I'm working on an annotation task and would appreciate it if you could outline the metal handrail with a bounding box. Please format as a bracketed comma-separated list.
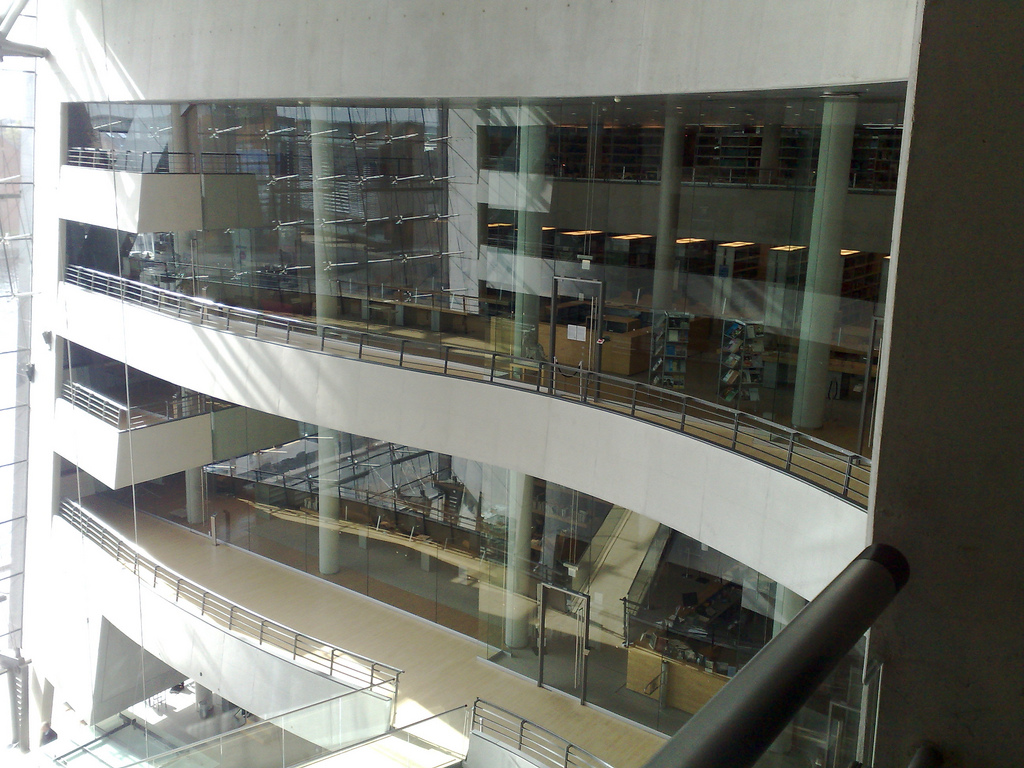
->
[530, 164, 896, 193]
[66, 147, 197, 174]
[57, 498, 403, 693]
[639, 544, 909, 768]
[60, 380, 225, 430]
[63, 265, 871, 507]
[471, 699, 614, 768]
[66, 147, 266, 175]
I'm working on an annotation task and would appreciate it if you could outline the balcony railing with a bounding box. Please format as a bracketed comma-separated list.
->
[471, 699, 614, 768]
[66, 147, 264, 174]
[60, 380, 225, 430]
[58, 498, 403, 698]
[64, 265, 871, 508]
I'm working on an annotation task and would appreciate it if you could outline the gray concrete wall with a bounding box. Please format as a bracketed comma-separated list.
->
[867, 2, 1024, 765]
[42, 1, 916, 103]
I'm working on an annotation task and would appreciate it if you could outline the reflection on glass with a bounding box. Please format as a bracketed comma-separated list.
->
[64, 93, 901, 455]
[74, 415, 866, 765]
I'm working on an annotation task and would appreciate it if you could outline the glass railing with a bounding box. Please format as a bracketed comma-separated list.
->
[63, 266, 870, 507]
[112, 685, 395, 768]
[310, 706, 468, 768]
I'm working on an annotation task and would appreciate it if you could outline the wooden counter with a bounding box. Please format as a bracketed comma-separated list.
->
[538, 322, 651, 376]
[626, 643, 729, 715]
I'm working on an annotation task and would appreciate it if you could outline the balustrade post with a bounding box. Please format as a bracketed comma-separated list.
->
[731, 411, 740, 450]
[443, 346, 450, 374]
[842, 455, 855, 496]
[785, 432, 796, 471]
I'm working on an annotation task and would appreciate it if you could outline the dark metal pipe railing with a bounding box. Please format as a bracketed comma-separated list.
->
[639, 543, 909, 768]
[57, 498, 403, 695]
[907, 744, 943, 768]
[63, 265, 871, 507]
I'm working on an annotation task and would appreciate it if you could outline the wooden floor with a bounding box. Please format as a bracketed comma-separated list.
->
[85, 501, 668, 768]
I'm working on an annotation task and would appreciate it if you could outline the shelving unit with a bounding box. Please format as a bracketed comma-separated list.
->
[850, 128, 902, 191]
[650, 311, 690, 390]
[777, 129, 811, 181]
[719, 320, 766, 407]
[694, 128, 762, 181]
[841, 250, 885, 302]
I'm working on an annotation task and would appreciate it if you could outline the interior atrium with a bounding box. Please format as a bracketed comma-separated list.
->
[1, 2, 1022, 768]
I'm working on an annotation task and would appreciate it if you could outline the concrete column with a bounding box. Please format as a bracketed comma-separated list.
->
[791, 95, 857, 429]
[503, 470, 535, 649]
[194, 683, 213, 719]
[316, 428, 341, 575]
[512, 108, 546, 361]
[169, 104, 193, 275]
[185, 467, 205, 525]
[310, 106, 343, 575]
[311, 105, 339, 323]
[652, 101, 683, 312]
[868, 4, 1024, 766]
[445, 108, 481, 313]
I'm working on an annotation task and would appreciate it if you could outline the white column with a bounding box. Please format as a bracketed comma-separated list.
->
[311, 105, 342, 575]
[185, 467, 205, 525]
[791, 96, 857, 429]
[512, 107, 546, 361]
[503, 470, 535, 649]
[317, 428, 341, 575]
[445, 108, 481, 313]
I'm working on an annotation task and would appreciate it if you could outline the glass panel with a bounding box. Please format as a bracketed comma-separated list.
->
[539, 586, 588, 701]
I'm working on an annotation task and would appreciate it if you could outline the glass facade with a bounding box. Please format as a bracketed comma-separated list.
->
[0, 1, 36, 655]
[65, 91, 903, 456]
[67, 406, 866, 766]
[57, 86, 899, 767]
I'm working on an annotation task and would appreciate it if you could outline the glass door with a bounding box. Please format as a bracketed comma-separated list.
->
[537, 583, 591, 704]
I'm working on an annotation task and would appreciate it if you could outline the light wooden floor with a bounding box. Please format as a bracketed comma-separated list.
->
[85, 501, 668, 768]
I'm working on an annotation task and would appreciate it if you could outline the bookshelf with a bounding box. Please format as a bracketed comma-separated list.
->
[650, 311, 690, 390]
[719, 320, 766, 407]
[850, 128, 902, 191]
[841, 250, 885, 302]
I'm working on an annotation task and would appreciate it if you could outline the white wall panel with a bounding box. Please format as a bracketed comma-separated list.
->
[58, 166, 203, 233]
[43, 1, 915, 104]
[58, 283, 867, 598]
[53, 400, 214, 489]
